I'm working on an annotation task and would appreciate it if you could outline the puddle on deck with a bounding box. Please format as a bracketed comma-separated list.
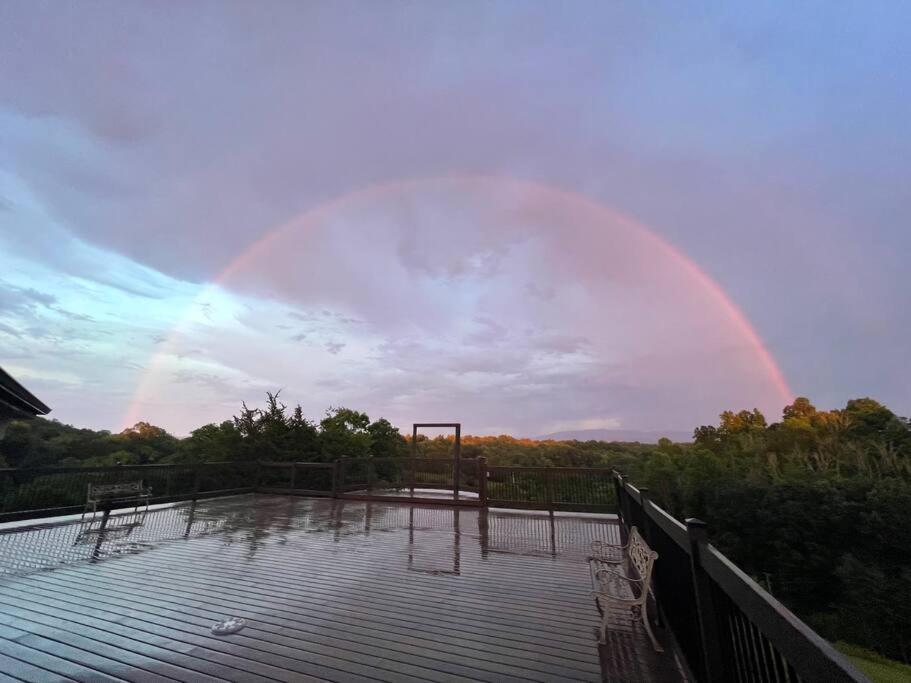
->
[0, 494, 621, 578]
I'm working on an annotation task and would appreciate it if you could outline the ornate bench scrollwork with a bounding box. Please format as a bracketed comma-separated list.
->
[589, 526, 662, 652]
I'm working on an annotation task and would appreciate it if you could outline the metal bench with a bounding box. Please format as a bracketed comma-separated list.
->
[589, 526, 663, 651]
[83, 481, 152, 521]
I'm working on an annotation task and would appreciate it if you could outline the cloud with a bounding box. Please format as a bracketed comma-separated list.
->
[0, 280, 56, 315]
[325, 341, 346, 355]
[2, 2, 910, 432]
[0, 322, 22, 338]
[543, 417, 624, 433]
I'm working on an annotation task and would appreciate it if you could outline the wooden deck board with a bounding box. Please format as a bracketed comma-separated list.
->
[20, 569, 599, 673]
[3, 580, 584, 682]
[0, 649, 78, 683]
[0, 626, 131, 682]
[0, 494, 685, 682]
[0, 595, 269, 683]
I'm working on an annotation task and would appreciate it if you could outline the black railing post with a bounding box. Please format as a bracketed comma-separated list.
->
[638, 487, 655, 545]
[290, 463, 297, 491]
[614, 472, 630, 544]
[477, 457, 488, 507]
[686, 518, 726, 683]
[611, 470, 623, 512]
[331, 460, 340, 498]
[254, 461, 263, 491]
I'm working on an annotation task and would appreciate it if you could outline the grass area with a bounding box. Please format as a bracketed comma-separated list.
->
[836, 642, 911, 683]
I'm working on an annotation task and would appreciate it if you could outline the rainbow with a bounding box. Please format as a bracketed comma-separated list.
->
[123, 175, 792, 429]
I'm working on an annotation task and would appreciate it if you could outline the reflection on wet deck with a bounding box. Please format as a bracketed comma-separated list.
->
[0, 495, 684, 682]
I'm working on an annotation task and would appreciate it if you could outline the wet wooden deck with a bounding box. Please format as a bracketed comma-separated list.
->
[0, 494, 685, 682]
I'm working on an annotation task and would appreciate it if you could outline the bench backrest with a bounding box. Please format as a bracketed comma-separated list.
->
[88, 481, 145, 499]
[627, 526, 658, 584]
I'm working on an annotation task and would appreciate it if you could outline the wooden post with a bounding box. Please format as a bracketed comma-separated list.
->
[410, 425, 419, 499]
[477, 456, 488, 507]
[545, 468, 555, 512]
[686, 518, 726, 683]
[453, 423, 461, 502]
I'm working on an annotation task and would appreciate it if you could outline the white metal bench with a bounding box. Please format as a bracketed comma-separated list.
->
[589, 526, 663, 651]
[83, 481, 152, 521]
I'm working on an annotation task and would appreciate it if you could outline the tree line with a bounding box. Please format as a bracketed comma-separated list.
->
[0, 393, 409, 468]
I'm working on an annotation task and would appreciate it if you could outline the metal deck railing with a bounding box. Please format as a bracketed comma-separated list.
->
[613, 473, 868, 682]
[0, 460, 873, 682]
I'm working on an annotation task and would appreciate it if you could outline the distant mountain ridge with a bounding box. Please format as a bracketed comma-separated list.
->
[535, 428, 692, 443]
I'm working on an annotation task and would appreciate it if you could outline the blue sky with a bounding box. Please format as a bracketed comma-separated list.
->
[1, 2, 909, 436]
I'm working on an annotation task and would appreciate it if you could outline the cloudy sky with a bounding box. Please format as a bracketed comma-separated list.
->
[1, 2, 909, 436]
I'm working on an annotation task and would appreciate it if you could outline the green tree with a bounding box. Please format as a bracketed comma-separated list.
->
[175, 421, 244, 463]
[367, 418, 406, 458]
[319, 407, 372, 460]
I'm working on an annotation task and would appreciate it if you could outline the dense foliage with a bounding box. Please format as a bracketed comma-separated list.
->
[1, 393, 909, 663]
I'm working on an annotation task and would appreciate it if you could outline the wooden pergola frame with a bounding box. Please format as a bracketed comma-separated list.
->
[411, 423, 461, 501]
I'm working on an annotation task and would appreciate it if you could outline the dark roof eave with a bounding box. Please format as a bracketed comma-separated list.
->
[0, 368, 51, 416]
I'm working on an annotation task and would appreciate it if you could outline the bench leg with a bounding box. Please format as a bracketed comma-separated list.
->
[640, 604, 664, 653]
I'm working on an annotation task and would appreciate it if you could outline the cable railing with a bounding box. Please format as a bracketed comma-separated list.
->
[0, 463, 257, 522]
[613, 472, 867, 683]
[258, 461, 335, 494]
[0, 458, 623, 521]
[487, 466, 616, 512]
